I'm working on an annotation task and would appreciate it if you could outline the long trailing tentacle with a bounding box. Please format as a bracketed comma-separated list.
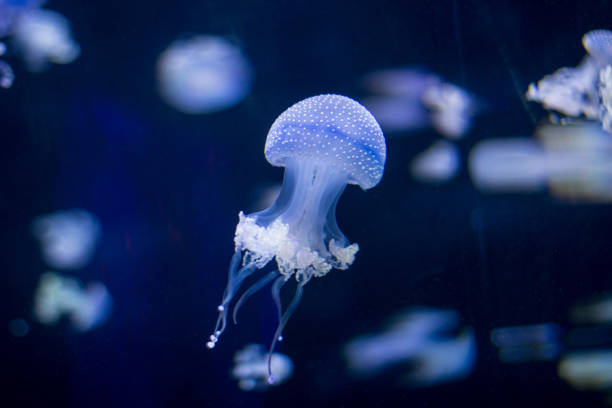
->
[267, 280, 305, 383]
[232, 269, 279, 324]
[271, 275, 288, 329]
[207, 251, 257, 349]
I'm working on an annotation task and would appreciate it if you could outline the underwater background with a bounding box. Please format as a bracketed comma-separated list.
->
[3, 0, 612, 407]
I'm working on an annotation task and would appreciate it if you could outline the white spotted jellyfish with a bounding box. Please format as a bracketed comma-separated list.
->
[206, 94, 386, 383]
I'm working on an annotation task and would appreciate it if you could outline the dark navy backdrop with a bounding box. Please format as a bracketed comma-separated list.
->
[2, 0, 612, 407]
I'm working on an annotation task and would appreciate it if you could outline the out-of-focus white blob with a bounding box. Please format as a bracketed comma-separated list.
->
[526, 59, 601, 120]
[363, 68, 440, 97]
[157, 35, 253, 114]
[470, 124, 612, 201]
[570, 293, 612, 325]
[422, 82, 476, 139]
[527, 29, 612, 133]
[362, 68, 479, 139]
[34, 272, 112, 332]
[599, 65, 612, 132]
[0, 0, 45, 37]
[469, 138, 549, 192]
[360, 96, 429, 132]
[491, 323, 561, 363]
[583, 30, 612, 63]
[11, 8, 80, 72]
[344, 308, 476, 386]
[31, 209, 101, 270]
[0, 58, 14, 88]
[537, 123, 612, 202]
[558, 350, 612, 390]
[8, 318, 29, 337]
[231, 344, 293, 391]
[411, 140, 460, 182]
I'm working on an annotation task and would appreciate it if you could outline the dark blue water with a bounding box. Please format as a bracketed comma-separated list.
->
[2, 1, 612, 407]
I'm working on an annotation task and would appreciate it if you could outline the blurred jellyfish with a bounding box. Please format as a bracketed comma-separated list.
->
[362, 68, 479, 138]
[469, 138, 549, 192]
[599, 65, 612, 131]
[558, 350, 612, 390]
[490, 323, 561, 363]
[207, 94, 386, 383]
[344, 308, 476, 386]
[527, 29, 612, 132]
[0, 58, 14, 88]
[157, 35, 253, 114]
[232, 344, 294, 391]
[0, 0, 45, 87]
[422, 82, 476, 139]
[469, 124, 612, 202]
[411, 140, 460, 182]
[0, 0, 45, 37]
[11, 8, 80, 72]
[34, 271, 112, 332]
[570, 293, 612, 325]
[31, 209, 101, 270]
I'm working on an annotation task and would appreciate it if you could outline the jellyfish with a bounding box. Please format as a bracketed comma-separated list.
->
[526, 29, 612, 129]
[0, 57, 14, 88]
[343, 307, 476, 386]
[33, 271, 112, 332]
[232, 344, 294, 391]
[361, 67, 479, 138]
[31, 209, 101, 270]
[207, 94, 386, 382]
[156, 35, 253, 114]
[411, 140, 460, 182]
[11, 8, 80, 72]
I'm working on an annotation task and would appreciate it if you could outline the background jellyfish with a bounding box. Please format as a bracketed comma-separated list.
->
[343, 307, 476, 386]
[411, 140, 461, 183]
[156, 35, 253, 114]
[361, 67, 479, 139]
[0, 0, 77, 87]
[0, 57, 14, 88]
[468, 123, 612, 202]
[232, 344, 294, 391]
[33, 271, 112, 332]
[207, 94, 386, 381]
[526, 29, 612, 132]
[31, 209, 101, 270]
[11, 7, 80, 72]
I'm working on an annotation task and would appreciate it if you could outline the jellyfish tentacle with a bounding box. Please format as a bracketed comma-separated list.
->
[207, 251, 258, 349]
[232, 269, 279, 324]
[267, 280, 306, 384]
[271, 275, 288, 326]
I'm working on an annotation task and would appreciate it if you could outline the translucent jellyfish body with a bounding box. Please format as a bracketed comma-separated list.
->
[343, 308, 476, 386]
[362, 68, 478, 139]
[34, 272, 112, 332]
[207, 94, 386, 382]
[411, 140, 460, 182]
[157, 35, 253, 114]
[11, 8, 80, 72]
[232, 344, 293, 391]
[526, 29, 612, 132]
[31, 209, 101, 270]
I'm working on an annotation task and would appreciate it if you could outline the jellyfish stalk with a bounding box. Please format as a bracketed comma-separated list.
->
[206, 94, 386, 383]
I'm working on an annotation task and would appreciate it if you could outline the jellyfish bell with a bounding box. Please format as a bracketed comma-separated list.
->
[156, 35, 253, 114]
[207, 94, 386, 381]
[11, 8, 80, 72]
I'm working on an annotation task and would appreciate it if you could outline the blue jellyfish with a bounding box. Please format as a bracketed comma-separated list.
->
[207, 94, 386, 381]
